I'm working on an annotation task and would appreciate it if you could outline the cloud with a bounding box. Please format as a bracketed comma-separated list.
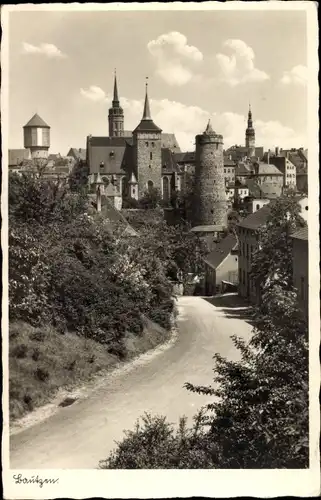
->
[215, 39, 270, 86]
[22, 42, 67, 59]
[147, 31, 203, 86]
[280, 65, 308, 86]
[80, 86, 108, 102]
[80, 87, 306, 150]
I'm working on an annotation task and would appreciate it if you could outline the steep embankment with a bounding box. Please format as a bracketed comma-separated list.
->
[9, 315, 173, 427]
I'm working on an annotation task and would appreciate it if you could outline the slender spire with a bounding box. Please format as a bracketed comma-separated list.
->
[112, 69, 119, 107]
[247, 103, 253, 127]
[142, 77, 152, 120]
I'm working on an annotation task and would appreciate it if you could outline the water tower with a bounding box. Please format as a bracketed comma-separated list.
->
[23, 113, 50, 159]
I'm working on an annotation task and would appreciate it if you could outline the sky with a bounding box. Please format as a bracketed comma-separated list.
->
[7, 7, 308, 154]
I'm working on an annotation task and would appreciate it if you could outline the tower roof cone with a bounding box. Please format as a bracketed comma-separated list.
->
[142, 78, 152, 120]
[204, 119, 215, 135]
[134, 77, 162, 132]
[112, 69, 120, 106]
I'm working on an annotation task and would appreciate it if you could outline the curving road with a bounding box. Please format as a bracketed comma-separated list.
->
[10, 295, 252, 469]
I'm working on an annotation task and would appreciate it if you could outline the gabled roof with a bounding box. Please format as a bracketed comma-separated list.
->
[162, 148, 178, 173]
[235, 163, 252, 176]
[67, 148, 86, 161]
[161, 133, 181, 152]
[8, 148, 30, 166]
[224, 158, 236, 167]
[256, 162, 283, 175]
[88, 136, 133, 147]
[291, 226, 308, 241]
[238, 203, 271, 230]
[24, 113, 50, 128]
[173, 151, 195, 163]
[203, 234, 238, 269]
[90, 195, 138, 237]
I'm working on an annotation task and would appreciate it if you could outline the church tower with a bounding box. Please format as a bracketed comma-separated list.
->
[133, 79, 162, 198]
[245, 104, 255, 157]
[194, 120, 228, 227]
[108, 71, 124, 137]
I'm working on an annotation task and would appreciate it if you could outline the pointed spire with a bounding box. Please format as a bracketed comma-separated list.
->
[142, 77, 152, 120]
[112, 69, 119, 107]
[204, 119, 215, 135]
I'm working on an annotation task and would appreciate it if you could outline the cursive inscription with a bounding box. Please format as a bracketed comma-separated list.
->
[13, 474, 59, 488]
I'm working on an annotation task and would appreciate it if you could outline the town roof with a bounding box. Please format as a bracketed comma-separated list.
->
[67, 148, 87, 161]
[24, 113, 50, 128]
[89, 195, 138, 236]
[203, 234, 238, 269]
[256, 162, 283, 175]
[161, 148, 178, 173]
[8, 148, 30, 166]
[235, 163, 252, 175]
[238, 203, 271, 230]
[291, 226, 308, 241]
[133, 119, 162, 133]
[161, 133, 181, 152]
[224, 158, 236, 166]
[88, 136, 134, 147]
[174, 151, 195, 164]
[191, 225, 226, 233]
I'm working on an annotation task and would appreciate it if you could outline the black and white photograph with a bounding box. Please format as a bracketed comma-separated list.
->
[2, 2, 320, 498]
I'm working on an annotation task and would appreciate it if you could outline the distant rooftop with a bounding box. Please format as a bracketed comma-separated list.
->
[291, 226, 308, 241]
[238, 204, 271, 230]
[24, 113, 50, 128]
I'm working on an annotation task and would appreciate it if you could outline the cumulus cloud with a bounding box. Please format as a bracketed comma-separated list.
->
[80, 86, 108, 102]
[80, 86, 305, 150]
[147, 31, 203, 86]
[22, 42, 67, 59]
[280, 65, 308, 86]
[215, 39, 270, 86]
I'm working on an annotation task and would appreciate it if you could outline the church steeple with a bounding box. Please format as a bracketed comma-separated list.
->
[112, 69, 120, 107]
[133, 78, 161, 133]
[247, 103, 253, 128]
[108, 69, 124, 137]
[245, 103, 255, 157]
[142, 78, 152, 120]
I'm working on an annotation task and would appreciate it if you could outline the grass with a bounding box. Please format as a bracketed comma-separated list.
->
[9, 317, 171, 422]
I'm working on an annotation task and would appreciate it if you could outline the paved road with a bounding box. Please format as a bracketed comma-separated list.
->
[10, 295, 252, 469]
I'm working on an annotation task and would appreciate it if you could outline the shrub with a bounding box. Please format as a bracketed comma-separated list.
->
[12, 344, 28, 359]
[34, 367, 50, 382]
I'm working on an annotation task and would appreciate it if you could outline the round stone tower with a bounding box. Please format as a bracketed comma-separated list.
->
[194, 120, 228, 227]
[23, 113, 50, 159]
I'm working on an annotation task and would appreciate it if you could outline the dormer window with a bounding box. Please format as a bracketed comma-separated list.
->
[109, 151, 115, 158]
[100, 161, 105, 169]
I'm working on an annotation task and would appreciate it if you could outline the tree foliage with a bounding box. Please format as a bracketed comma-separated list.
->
[100, 199, 309, 469]
[9, 173, 175, 353]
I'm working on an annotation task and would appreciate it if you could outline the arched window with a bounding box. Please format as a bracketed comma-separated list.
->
[162, 176, 170, 202]
[150, 152, 153, 160]
[256, 204, 260, 211]
[147, 180, 154, 193]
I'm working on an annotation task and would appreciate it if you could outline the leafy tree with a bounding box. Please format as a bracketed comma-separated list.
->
[68, 159, 89, 191]
[138, 187, 162, 209]
[100, 284, 308, 469]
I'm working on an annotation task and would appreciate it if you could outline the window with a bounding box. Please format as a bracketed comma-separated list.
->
[150, 152, 153, 160]
[152, 142, 155, 147]
[224, 169, 226, 173]
[145, 142, 149, 147]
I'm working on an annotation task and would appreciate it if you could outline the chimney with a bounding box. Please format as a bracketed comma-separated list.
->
[275, 146, 279, 156]
[267, 150, 270, 164]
